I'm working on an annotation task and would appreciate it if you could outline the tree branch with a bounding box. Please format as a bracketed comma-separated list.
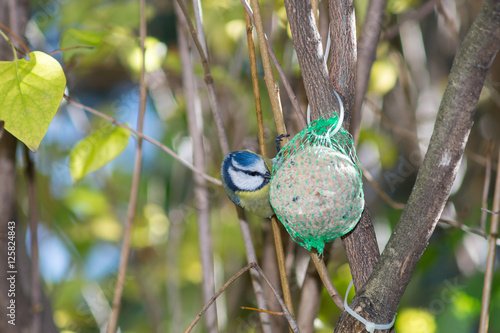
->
[329, 0, 357, 126]
[185, 263, 299, 333]
[284, 0, 339, 121]
[479, 145, 500, 332]
[283, 0, 381, 301]
[335, 0, 500, 330]
[248, 0, 296, 325]
[106, 0, 147, 331]
[0, 1, 58, 332]
[24, 148, 41, 333]
[328, 0, 382, 292]
[351, 0, 388, 143]
[64, 96, 222, 186]
[175, 2, 219, 331]
[175, 0, 230, 155]
[239, 0, 307, 128]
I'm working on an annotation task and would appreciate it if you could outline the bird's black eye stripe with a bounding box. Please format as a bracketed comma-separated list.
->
[232, 165, 265, 177]
[229, 159, 269, 178]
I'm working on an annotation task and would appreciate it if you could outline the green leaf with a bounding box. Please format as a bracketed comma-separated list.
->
[69, 125, 130, 183]
[0, 51, 66, 151]
[368, 59, 398, 95]
[60, 28, 104, 63]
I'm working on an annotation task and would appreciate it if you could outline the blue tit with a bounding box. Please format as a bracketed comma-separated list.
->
[221, 150, 275, 218]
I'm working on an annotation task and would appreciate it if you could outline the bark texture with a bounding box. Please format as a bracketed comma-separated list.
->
[335, 0, 500, 330]
[0, 2, 29, 333]
[328, 0, 357, 127]
[350, 0, 388, 140]
[284, 0, 339, 120]
[0, 1, 59, 332]
[284, 0, 381, 301]
[340, 205, 379, 291]
[328, 0, 381, 292]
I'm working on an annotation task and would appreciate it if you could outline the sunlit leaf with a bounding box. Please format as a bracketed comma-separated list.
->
[90, 216, 122, 241]
[64, 187, 110, 217]
[0, 51, 66, 151]
[368, 59, 398, 95]
[387, 0, 419, 14]
[358, 130, 399, 169]
[126, 37, 167, 73]
[396, 308, 437, 333]
[60, 28, 104, 63]
[69, 125, 130, 183]
[452, 290, 480, 316]
[225, 20, 245, 41]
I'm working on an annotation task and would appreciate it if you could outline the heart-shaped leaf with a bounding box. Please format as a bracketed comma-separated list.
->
[0, 51, 66, 151]
[69, 125, 130, 183]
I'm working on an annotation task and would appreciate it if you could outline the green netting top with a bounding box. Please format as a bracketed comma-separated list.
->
[270, 115, 364, 255]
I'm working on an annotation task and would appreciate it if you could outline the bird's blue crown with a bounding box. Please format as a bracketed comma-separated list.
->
[230, 151, 261, 167]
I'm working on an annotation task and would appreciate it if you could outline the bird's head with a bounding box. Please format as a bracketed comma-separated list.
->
[221, 151, 272, 197]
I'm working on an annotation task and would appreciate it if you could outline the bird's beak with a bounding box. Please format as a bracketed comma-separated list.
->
[264, 171, 271, 180]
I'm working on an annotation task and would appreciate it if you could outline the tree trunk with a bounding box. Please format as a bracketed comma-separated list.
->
[335, 0, 500, 330]
[0, 1, 58, 332]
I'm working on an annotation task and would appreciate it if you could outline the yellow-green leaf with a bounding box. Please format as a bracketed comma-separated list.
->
[368, 59, 398, 95]
[60, 28, 104, 63]
[69, 126, 130, 183]
[0, 51, 66, 151]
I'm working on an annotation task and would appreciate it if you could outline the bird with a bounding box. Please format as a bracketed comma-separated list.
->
[221, 150, 275, 218]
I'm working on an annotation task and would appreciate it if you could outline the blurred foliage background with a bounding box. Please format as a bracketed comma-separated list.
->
[13, 0, 500, 331]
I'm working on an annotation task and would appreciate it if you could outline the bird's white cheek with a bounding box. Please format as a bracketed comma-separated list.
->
[229, 169, 263, 192]
[239, 176, 264, 191]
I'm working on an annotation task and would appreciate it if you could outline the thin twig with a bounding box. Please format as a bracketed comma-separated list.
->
[185, 264, 254, 333]
[365, 97, 422, 143]
[48, 45, 94, 56]
[480, 143, 493, 231]
[482, 208, 500, 215]
[239, 0, 307, 128]
[271, 216, 295, 319]
[467, 148, 499, 170]
[435, 0, 459, 46]
[362, 166, 406, 210]
[383, 0, 437, 40]
[241, 307, 284, 316]
[485, 80, 500, 108]
[297, 258, 323, 331]
[245, 2, 294, 326]
[175, 0, 230, 155]
[479, 146, 500, 333]
[176, 1, 218, 330]
[191, 0, 208, 58]
[0, 21, 31, 54]
[351, 0, 388, 144]
[245, 12, 266, 156]
[237, 209, 273, 332]
[310, 252, 344, 311]
[24, 148, 41, 333]
[252, 264, 300, 332]
[185, 263, 300, 333]
[311, 0, 320, 29]
[247, 0, 288, 137]
[243, 11, 273, 333]
[246, 0, 295, 325]
[438, 219, 500, 245]
[63, 96, 222, 186]
[106, 1, 147, 331]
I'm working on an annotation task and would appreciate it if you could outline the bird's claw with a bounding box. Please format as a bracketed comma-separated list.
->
[275, 133, 290, 153]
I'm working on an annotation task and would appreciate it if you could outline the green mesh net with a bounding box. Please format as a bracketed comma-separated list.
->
[269, 116, 364, 255]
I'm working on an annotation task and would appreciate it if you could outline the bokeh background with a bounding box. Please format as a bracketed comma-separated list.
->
[15, 0, 500, 331]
